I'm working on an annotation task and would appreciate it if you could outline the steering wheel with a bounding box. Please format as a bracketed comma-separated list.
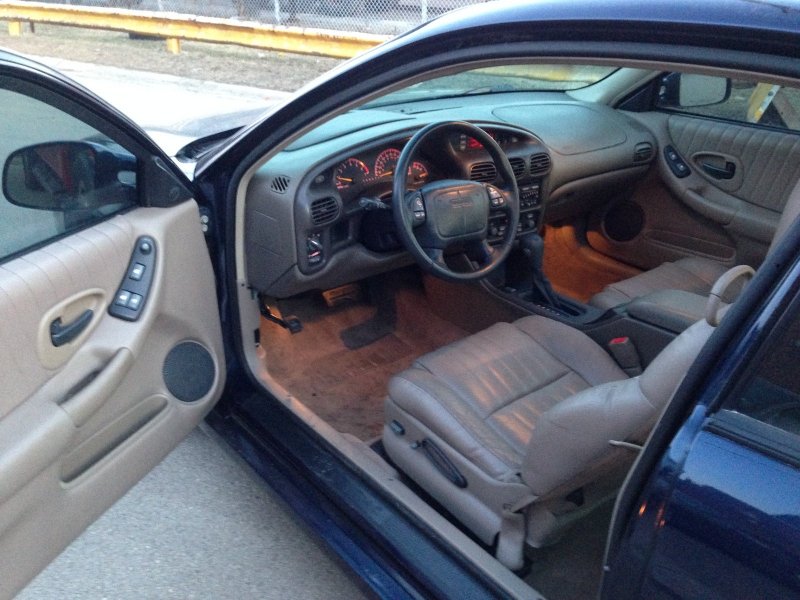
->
[392, 121, 519, 282]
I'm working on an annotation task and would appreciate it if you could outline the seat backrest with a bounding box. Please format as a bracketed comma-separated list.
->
[769, 177, 800, 255]
[521, 317, 715, 498]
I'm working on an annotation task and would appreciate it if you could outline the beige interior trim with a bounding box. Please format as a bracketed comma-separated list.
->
[0, 200, 225, 599]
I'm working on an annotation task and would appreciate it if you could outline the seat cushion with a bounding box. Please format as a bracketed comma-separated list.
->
[386, 315, 627, 480]
[589, 256, 730, 310]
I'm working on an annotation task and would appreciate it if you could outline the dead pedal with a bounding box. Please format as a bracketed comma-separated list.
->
[322, 283, 362, 308]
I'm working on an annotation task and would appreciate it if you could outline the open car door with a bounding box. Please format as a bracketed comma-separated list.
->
[0, 53, 225, 598]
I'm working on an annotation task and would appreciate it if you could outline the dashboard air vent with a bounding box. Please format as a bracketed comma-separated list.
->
[270, 175, 291, 194]
[529, 153, 551, 175]
[509, 157, 526, 180]
[633, 142, 654, 163]
[469, 161, 497, 182]
[310, 197, 340, 225]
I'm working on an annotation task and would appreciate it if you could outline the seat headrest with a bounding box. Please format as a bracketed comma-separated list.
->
[705, 265, 755, 326]
[769, 177, 800, 255]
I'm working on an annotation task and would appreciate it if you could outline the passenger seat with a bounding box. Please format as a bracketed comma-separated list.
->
[589, 178, 800, 310]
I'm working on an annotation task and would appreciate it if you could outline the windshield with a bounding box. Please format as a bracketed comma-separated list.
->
[363, 64, 617, 108]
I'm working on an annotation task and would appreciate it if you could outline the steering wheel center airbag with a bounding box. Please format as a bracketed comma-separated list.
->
[425, 180, 489, 240]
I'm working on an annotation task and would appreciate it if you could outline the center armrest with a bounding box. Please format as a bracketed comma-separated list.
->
[626, 290, 708, 333]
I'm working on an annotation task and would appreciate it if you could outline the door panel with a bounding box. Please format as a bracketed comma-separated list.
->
[587, 112, 800, 270]
[586, 167, 738, 272]
[0, 200, 225, 598]
[668, 114, 800, 213]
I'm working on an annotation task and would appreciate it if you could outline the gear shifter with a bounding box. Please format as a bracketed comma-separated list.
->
[518, 232, 561, 309]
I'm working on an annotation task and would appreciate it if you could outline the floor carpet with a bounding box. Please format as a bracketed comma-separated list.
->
[260, 271, 467, 441]
[543, 223, 640, 303]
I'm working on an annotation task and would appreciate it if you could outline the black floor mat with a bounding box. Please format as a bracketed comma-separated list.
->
[340, 282, 398, 349]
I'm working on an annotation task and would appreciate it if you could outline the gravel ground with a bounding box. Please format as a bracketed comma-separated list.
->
[0, 23, 344, 90]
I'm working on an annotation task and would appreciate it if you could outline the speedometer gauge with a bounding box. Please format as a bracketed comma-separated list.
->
[375, 148, 429, 185]
[374, 148, 401, 178]
[334, 158, 369, 190]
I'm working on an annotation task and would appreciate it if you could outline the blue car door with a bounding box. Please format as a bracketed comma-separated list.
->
[602, 219, 800, 599]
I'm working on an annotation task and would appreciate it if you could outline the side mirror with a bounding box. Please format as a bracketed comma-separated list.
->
[658, 73, 732, 108]
[2, 141, 137, 211]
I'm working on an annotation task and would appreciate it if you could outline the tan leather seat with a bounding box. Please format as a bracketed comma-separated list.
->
[589, 178, 800, 310]
[590, 256, 729, 309]
[384, 306, 721, 570]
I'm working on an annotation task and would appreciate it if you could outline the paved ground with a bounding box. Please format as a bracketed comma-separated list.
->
[19, 426, 372, 599]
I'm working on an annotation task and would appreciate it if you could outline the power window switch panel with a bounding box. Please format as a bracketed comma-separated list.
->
[115, 290, 132, 306]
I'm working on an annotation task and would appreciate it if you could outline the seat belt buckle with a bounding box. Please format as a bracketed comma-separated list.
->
[607, 336, 642, 376]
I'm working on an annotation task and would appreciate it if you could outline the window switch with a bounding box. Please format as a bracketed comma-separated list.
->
[115, 290, 131, 306]
[127, 293, 143, 311]
[130, 263, 145, 281]
[664, 145, 691, 178]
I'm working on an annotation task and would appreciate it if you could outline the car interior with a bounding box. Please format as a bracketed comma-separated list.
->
[229, 61, 800, 597]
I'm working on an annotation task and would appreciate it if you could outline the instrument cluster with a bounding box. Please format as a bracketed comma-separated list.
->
[331, 147, 431, 199]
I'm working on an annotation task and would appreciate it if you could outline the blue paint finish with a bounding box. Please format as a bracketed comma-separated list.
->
[640, 431, 800, 598]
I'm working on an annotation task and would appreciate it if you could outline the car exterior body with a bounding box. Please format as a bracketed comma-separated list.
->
[2, 1, 800, 598]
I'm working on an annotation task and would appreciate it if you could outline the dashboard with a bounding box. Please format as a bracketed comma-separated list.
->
[244, 92, 656, 298]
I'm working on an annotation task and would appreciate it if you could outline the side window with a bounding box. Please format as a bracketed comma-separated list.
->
[656, 73, 800, 133]
[0, 85, 137, 262]
[723, 304, 800, 437]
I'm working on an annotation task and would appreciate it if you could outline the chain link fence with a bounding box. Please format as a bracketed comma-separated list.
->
[37, 0, 484, 34]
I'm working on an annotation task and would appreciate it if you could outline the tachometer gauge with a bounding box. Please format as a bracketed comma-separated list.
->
[334, 158, 369, 190]
[409, 161, 429, 184]
[374, 148, 401, 178]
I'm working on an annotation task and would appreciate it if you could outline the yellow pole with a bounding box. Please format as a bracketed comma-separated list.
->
[165, 37, 181, 54]
[8, 21, 23, 36]
[747, 83, 781, 124]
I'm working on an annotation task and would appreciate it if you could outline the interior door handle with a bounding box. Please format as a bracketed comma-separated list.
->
[701, 160, 736, 180]
[50, 309, 94, 347]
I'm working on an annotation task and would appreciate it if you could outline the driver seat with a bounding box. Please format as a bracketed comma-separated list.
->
[383, 280, 734, 569]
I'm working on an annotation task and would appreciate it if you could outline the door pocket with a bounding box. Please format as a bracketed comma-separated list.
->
[60, 394, 168, 483]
